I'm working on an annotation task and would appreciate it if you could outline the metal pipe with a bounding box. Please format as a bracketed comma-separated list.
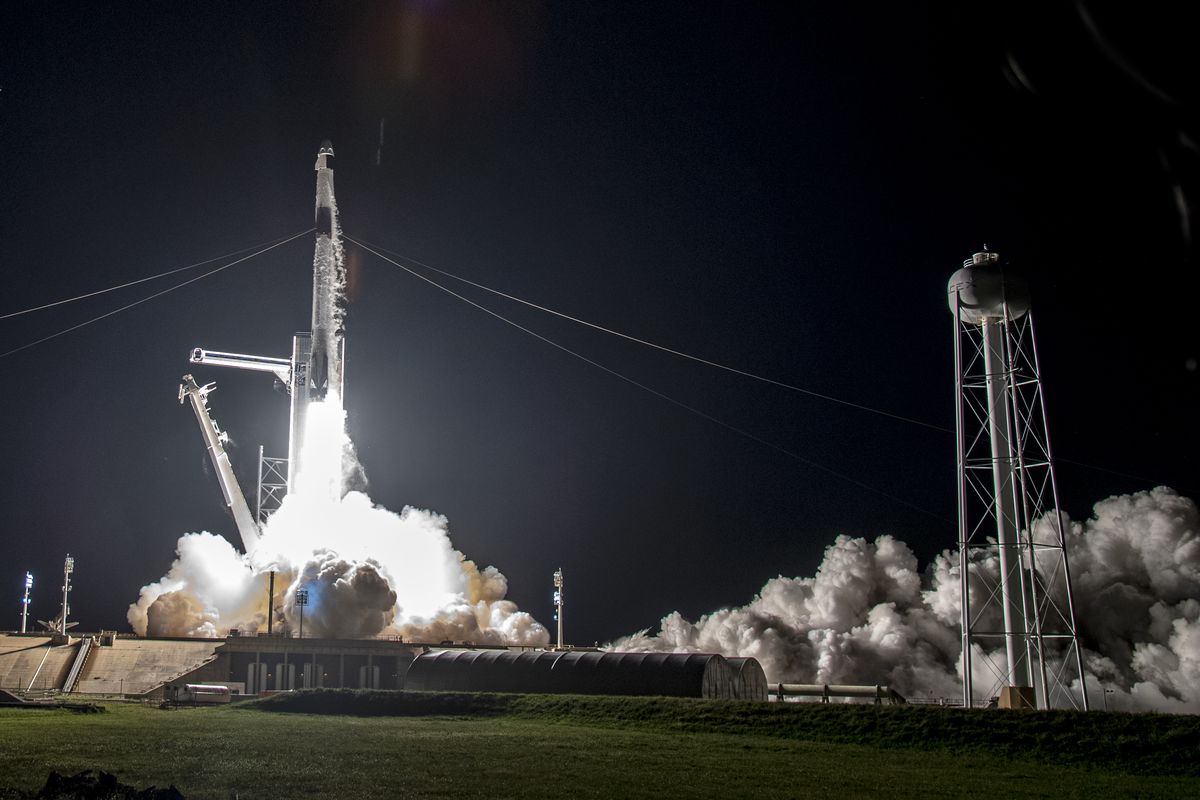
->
[953, 294, 973, 707]
[982, 318, 1027, 688]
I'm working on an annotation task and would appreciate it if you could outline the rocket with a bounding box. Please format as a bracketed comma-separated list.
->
[189, 141, 347, 499]
[286, 140, 346, 485]
[308, 140, 345, 405]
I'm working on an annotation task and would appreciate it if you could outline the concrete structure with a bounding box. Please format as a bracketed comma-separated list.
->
[0, 633, 425, 698]
[0, 634, 222, 695]
[404, 650, 764, 701]
[0, 635, 73, 692]
[1, 634, 767, 702]
[949, 250, 1088, 710]
[221, 634, 419, 693]
[77, 636, 226, 695]
[0, 633, 448, 698]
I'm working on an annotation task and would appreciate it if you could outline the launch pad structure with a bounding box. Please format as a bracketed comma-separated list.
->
[183, 141, 345, 554]
[0, 631, 767, 701]
[167, 150, 1092, 710]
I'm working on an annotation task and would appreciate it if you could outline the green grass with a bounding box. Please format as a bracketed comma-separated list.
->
[0, 694, 1195, 799]
[247, 689, 1200, 777]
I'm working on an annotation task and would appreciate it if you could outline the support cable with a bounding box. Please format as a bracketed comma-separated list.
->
[349, 237, 1185, 494]
[347, 237, 949, 432]
[1, 230, 313, 321]
[349, 237, 952, 525]
[0, 229, 314, 361]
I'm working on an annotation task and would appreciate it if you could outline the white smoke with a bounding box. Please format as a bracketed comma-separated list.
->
[128, 395, 549, 645]
[132, 184, 547, 646]
[613, 487, 1200, 712]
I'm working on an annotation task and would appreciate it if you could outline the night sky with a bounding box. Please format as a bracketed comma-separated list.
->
[2, 3, 1196, 645]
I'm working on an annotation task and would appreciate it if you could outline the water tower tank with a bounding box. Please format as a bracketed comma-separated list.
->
[947, 252, 1030, 324]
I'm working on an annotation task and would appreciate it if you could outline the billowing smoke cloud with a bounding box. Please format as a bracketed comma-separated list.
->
[614, 487, 1200, 712]
[131, 187, 547, 646]
[128, 397, 549, 646]
[128, 532, 267, 638]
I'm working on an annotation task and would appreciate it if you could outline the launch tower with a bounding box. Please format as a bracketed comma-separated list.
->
[186, 142, 345, 553]
[949, 251, 1088, 710]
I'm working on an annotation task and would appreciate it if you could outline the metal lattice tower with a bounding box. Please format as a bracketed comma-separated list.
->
[950, 251, 1089, 710]
[256, 445, 289, 525]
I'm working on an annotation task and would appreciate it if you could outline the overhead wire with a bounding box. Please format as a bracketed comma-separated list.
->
[349, 236, 1181, 493]
[348, 236, 950, 433]
[347, 236, 953, 525]
[0, 229, 314, 361]
[0, 230, 314, 321]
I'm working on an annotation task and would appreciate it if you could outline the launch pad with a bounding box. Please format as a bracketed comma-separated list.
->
[0, 634, 767, 701]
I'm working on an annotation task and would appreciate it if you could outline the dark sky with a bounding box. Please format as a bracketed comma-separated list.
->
[2, 2, 1196, 645]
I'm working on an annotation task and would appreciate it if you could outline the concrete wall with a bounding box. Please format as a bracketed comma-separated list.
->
[77, 637, 224, 695]
[0, 636, 76, 691]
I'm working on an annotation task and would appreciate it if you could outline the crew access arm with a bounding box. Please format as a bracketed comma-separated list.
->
[179, 374, 260, 554]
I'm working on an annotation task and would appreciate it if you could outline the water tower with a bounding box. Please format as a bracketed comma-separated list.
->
[948, 251, 1089, 710]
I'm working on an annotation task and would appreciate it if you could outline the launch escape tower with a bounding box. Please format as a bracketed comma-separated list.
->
[184, 141, 345, 553]
[949, 251, 1088, 710]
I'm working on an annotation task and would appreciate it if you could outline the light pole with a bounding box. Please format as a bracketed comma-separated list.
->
[1103, 688, 1115, 712]
[60, 556, 74, 634]
[20, 572, 32, 633]
[552, 568, 564, 649]
[296, 588, 309, 639]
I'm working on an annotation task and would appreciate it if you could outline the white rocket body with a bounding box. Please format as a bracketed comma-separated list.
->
[287, 141, 345, 492]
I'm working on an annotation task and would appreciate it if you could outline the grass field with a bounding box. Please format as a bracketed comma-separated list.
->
[0, 692, 1197, 799]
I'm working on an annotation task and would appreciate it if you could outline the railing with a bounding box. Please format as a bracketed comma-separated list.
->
[62, 636, 94, 692]
[771, 683, 907, 705]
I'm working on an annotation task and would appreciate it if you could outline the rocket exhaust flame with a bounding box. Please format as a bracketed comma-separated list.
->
[129, 392, 550, 644]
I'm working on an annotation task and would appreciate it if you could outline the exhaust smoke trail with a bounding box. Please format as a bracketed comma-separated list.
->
[128, 398, 550, 644]
[614, 487, 1200, 712]
[129, 408, 550, 643]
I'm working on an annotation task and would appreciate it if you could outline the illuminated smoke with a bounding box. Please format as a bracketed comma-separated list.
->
[127, 395, 549, 645]
[129, 180, 547, 646]
[127, 532, 267, 638]
[614, 487, 1200, 712]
